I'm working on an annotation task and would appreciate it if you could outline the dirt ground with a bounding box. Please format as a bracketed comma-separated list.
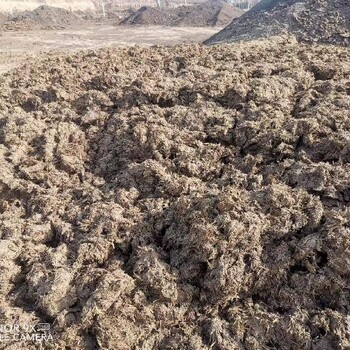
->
[0, 24, 220, 74]
[0, 36, 349, 349]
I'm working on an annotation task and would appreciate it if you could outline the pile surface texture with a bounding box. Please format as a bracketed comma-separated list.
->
[0, 38, 350, 349]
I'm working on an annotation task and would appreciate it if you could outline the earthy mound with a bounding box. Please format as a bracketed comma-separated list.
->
[107, 8, 136, 23]
[0, 38, 350, 349]
[0, 0, 95, 13]
[120, 6, 176, 26]
[174, 1, 244, 27]
[205, 0, 350, 45]
[215, 2, 244, 26]
[1, 5, 85, 31]
[121, 1, 243, 27]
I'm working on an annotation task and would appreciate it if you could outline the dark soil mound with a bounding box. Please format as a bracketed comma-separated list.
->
[0, 38, 350, 349]
[1, 5, 85, 30]
[215, 2, 244, 26]
[175, 1, 244, 27]
[121, 1, 243, 27]
[120, 6, 178, 26]
[205, 0, 350, 45]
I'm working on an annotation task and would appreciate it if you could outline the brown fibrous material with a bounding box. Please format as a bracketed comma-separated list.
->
[0, 37, 350, 349]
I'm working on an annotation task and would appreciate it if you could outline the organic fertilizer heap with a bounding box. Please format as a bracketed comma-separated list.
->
[1, 5, 86, 31]
[205, 0, 350, 45]
[0, 38, 350, 349]
[121, 1, 244, 27]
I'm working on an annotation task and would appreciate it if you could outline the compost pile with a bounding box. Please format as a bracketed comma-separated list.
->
[174, 1, 244, 27]
[214, 2, 244, 26]
[1, 5, 85, 31]
[205, 0, 350, 45]
[120, 6, 177, 26]
[121, 1, 243, 27]
[0, 37, 350, 349]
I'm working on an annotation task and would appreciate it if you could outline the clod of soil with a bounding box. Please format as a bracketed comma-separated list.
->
[0, 37, 350, 349]
[1, 5, 86, 31]
[121, 1, 244, 27]
[205, 0, 350, 45]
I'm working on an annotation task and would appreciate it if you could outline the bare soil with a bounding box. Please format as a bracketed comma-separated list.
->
[0, 24, 219, 74]
[0, 37, 350, 349]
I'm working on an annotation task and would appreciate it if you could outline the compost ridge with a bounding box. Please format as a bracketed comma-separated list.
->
[205, 0, 350, 46]
[121, 1, 244, 27]
[1, 5, 86, 30]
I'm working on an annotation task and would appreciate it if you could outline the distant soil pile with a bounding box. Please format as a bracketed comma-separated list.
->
[174, 1, 244, 27]
[0, 37, 350, 349]
[205, 0, 350, 45]
[121, 1, 243, 26]
[120, 5, 177, 26]
[215, 2, 243, 26]
[107, 8, 135, 23]
[1, 5, 85, 31]
[0, 0, 95, 13]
